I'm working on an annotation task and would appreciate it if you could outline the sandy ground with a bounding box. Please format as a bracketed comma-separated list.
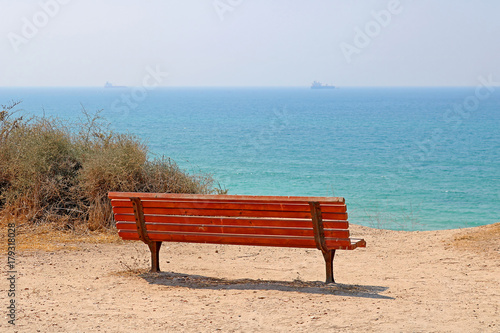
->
[2, 223, 499, 332]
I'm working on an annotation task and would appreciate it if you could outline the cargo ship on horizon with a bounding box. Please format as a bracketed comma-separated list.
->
[104, 81, 126, 88]
[311, 81, 335, 89]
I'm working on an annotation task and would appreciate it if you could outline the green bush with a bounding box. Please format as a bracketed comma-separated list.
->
[0, 101, 218, 230]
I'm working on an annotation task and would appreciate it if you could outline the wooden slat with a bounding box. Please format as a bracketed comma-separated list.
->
[112, 206, 347, 220]
[118, 230, 317, 248]
[117, 230, 353, 248]
[111, 199, 347, 213]
[109, 192, 345, 203]
[323, 221, 349, 229]
[113, 214, 349, 229]
[115, 221, 350, 238]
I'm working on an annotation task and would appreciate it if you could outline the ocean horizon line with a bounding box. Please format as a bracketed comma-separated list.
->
[0, 85, 495, 89]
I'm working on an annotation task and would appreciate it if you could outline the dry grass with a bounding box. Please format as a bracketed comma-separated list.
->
[450, 222, 500, 257]
[0, 101, 220, 234]
[0, 214, 122, 252]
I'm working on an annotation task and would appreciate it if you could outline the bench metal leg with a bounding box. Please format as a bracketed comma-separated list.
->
[309, 202, 336, 284]
[322, 249, 336, 284]
[148, 241, 162, 272]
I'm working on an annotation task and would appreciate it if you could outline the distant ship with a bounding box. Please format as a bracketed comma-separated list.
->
[104, 81, 126, 88]
[311, 81, 335, 89]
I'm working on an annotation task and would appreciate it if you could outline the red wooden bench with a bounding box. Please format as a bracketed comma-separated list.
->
[108, 192, 366, 283]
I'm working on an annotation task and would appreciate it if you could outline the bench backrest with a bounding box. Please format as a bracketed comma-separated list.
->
[108, 192, 354, 250]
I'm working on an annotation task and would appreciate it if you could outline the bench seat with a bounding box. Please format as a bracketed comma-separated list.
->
[108, 192, 366, 283]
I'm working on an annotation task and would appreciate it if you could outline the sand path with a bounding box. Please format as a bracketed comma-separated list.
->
[2, 224, 499, 332]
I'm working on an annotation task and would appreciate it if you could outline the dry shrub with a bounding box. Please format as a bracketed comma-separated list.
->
[0, 101, 218, 232]
[0, 213, 122, 252]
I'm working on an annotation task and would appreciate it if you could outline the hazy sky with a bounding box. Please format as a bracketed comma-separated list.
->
[1, 0, 499, 87]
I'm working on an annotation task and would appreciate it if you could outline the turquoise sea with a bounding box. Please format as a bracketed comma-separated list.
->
[1, 87, 499, 231]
